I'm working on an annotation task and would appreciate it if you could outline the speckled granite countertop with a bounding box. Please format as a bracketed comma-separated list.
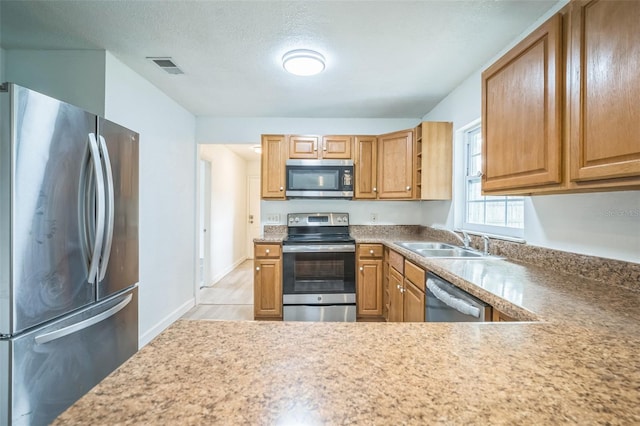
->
[55, 228, 640, 424]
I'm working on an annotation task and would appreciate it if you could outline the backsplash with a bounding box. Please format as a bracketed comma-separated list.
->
[422, 227, 640, 293]
[262, 224, 639, 292]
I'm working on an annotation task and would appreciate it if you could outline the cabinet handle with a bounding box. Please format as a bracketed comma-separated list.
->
[323, 145, 327, 151]
[265, 249, 270, 254]
[314, 141, 318, 152]
[256, 267, 260, 271]
[359, 266, 364, 271]
[369, 249, 374, 254]
[406, 186, 411, 191]
[279, 186, 283, 191]
[373, 187, 377, 192]
[396, 284, 401, 290]
[400, 287, 406, 293]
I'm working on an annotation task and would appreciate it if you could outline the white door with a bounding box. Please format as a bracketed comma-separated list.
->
[199, 159, 212, 288]
[247, 176, 261, 259]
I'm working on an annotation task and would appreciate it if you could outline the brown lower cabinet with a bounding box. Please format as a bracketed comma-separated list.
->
[356, 244, 384, 320]
[387, 250, 426, 322]
[492, 309, 517, 322]
[253, 243, 282, 320]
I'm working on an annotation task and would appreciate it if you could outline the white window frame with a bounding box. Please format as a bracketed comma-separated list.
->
[461, 121, 524, 239]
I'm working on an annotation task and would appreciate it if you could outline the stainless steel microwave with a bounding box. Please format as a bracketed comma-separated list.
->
[285, 159, 354, 198]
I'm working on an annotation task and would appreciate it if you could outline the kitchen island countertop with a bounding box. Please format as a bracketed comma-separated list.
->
[55, 230, 640, 424]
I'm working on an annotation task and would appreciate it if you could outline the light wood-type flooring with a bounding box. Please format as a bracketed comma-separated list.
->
[181, 259, 254, 321]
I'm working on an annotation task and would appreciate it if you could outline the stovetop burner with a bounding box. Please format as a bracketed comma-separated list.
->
[284, 212, 353, 245]
[284, 233, 355, 244]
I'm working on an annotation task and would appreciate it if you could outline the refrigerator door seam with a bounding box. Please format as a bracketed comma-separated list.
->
[87, 133, 105, 284]
[98, 135, 115, 282]
[34, 293, 132, 345]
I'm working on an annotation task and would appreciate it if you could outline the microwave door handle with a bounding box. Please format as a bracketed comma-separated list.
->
[426, 279, 481, 318]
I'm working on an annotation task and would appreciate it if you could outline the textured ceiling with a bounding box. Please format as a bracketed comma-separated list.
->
[0, 1, 558, 118]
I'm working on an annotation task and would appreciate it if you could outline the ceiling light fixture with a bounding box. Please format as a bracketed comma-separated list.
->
[252, 145, 262, 154]
[282, 49, 325, 76]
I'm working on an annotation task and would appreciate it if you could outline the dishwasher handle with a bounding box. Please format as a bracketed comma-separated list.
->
[427, 278, 481, 319]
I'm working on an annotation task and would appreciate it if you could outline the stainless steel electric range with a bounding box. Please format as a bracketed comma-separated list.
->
[282, 213, 356, 322]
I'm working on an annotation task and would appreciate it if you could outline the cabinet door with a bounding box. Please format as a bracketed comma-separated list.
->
[377, 130, 414, 199]
[289, 135, 320, 159]
[357, 259, 383, 316]
[261, 135, 287, 199]
[388, 268, 404, 322]
[481, 14, 563, 192]
[254, 258, 282, 318]
[354, 136, 378, 199]
[403, 279, 425, 322]
[569, 0, 640, 182]
[322, 135, 352, 159]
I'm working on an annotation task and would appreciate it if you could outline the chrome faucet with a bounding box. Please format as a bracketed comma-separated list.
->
[434, 226, 471, 249]
[482, 235, 491, 255]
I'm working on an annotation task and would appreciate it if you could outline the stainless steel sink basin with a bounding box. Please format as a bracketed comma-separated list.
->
[395, 241, 500, 259]
[395, 241, 457, 251]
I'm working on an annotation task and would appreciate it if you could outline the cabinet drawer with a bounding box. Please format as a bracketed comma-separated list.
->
[388, 250, 404, 274]
[358, 244, 383, 258]
[255, 244, 281, 258]
[404, 260, 425, 292]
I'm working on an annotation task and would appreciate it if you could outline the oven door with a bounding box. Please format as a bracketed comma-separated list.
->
[282, 244, 356, 296]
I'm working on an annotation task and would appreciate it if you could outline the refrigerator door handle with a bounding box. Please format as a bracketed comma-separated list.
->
[34, 294, 133, 345]
[87, 133, 106, 284]
[98, 135, 115, 282]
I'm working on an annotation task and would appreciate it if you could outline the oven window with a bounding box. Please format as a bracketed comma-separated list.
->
[283, 252, 355, 294]
[289, 169, 339, 190]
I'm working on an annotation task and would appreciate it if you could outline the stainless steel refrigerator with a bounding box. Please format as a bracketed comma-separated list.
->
[0, 83, 139, 425]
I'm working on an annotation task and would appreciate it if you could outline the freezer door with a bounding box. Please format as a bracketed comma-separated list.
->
[1, 287, 138, 426]
[96, 118, 139, 300]
[4, 85, 97, 335]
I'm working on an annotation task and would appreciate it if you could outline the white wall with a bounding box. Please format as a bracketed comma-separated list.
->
[421, 0, 640, 263]
[196, 117, 419, 144]
[262, 200, 423, 226]
[4, 49, 106, 115]
[104, 53, 197, 346]
[199, 145, 248, 283]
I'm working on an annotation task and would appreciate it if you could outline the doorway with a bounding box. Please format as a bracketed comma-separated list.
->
[247, 175, 261, 259]
[198, 159, 212, 289]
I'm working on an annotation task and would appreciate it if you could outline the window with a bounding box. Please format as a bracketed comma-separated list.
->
[463, 124, 524, 237]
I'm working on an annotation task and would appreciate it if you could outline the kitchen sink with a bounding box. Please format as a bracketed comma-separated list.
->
[395, 241, 500, 259]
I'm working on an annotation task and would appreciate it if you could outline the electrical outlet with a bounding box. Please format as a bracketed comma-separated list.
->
[266, 214, 280, 223]
[370, 213, 378, 223]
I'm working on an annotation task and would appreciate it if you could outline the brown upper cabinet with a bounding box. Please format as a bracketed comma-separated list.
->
[261, 134, 287, 199]
[288, 135, 352, 159]
[354, 136, 377, 199]
[482, 14, 563, 192]
[416, 122, 453, 200]
[568, 0, 640, 183]
[376, 129, 414, 199]
[482, 2, 640, 195]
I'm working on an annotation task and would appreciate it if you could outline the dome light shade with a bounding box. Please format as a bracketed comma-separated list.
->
[282, 49, 325, 76]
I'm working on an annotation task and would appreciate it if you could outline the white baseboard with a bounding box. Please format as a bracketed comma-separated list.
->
[209, 256, 247, 286]
[139, 298, 195, 348]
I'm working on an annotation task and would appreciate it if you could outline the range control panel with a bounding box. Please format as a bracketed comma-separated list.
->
[287, 213, 349, 226]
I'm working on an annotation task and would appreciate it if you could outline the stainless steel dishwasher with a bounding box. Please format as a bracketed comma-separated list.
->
[425, 273, 491, 322]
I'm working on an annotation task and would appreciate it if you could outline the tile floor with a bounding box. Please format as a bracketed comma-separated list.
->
[181, 259, 254, 321]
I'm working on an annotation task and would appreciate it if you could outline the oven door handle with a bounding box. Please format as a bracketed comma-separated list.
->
[283, 244, 356, 253]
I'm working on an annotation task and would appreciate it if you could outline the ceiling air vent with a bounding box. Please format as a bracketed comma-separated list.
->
[147, 57, 184, 75]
